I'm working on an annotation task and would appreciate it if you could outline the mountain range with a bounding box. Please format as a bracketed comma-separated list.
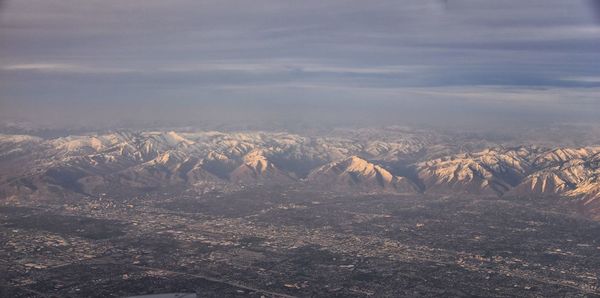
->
[0, 129, 599, 219]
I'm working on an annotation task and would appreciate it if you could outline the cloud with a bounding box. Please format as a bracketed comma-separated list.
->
[156, 61, 426, 76]
[0, 0, 599, 128]
[2, 63, 78, 71]
[1, 63, 135, 74]
[561, 76, 600, 83]
[1, 60, 426, 79]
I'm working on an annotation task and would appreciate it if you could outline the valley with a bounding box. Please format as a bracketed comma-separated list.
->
[2, 187, 600, 297]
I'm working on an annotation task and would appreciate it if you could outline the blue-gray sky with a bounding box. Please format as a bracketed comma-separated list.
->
[1, 0, 599, 129]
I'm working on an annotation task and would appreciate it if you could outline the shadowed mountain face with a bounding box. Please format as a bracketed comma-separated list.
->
[0, 128, 599, 219]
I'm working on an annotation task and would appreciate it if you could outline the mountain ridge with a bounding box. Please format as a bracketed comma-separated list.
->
[0, 130, 599, 219]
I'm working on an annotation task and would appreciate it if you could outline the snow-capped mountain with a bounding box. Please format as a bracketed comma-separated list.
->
[229, 150, 295, 184]
[415, 148, 532, 196]
[307, 156, 417, 193]
[0, 129, 599, 219]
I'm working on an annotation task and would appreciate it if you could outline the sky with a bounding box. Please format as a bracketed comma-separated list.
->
[0, 0, 599, 130]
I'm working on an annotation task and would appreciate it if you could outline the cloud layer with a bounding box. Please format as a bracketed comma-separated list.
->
[1, 0, 599, 129]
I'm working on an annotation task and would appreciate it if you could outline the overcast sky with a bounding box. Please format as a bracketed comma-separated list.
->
[1, 0, 599, 129]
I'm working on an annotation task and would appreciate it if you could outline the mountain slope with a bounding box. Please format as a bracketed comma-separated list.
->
[307, 156, 417, 193]
[415, 148, 531, 196]
[229, 150, 295, 184]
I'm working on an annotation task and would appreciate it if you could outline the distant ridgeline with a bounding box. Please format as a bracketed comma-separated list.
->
[0, 129, 599, 220]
